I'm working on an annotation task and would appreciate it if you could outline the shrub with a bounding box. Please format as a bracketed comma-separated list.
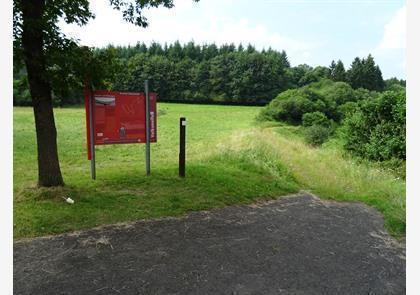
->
[315, 80, 356, 104]
[13, 78, 32, 106]
[261, 79, 379, 127]
[307, 79, 362, 121]
[354, 88, 379, 101]
[257, 107, 278, 121]
[302, 111, 331, 127]
[304, 125, 331, 147]
[259, 79, 379, 133]
[337, 101, 359, 121]
[260, 89, 319, 124]
[341, 89, 405, 161]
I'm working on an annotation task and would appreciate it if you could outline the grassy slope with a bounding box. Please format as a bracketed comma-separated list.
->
[223, 123, 405, 238]
[13, 104, 298, 238]
[13, 104, 405, 239]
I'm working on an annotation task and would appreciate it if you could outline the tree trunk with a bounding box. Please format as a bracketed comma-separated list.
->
[21, 0, 64, 186]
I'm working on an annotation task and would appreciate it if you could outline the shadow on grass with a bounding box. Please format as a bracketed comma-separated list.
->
[14, 154, 299, 239]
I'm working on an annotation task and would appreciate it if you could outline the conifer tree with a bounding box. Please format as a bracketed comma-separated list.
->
[330, 60, 346, 82]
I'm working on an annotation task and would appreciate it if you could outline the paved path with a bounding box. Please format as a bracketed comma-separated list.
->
[14, 193, 405, 295]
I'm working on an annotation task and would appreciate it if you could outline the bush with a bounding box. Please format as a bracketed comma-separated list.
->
[304, 125, 331, 146]
[257, 107, 278, 121]
[13, 78, 32, 106]
[260, 89, 319, 124]
[302, 111, 331, 127]
[307, 79, 363, 121]
[260, 79, 374, 125]
[341, 89, 405, 161]
[337, 101, 359, 121]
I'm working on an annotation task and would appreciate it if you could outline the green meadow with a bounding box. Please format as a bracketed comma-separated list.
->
[13, 103, 405, 239]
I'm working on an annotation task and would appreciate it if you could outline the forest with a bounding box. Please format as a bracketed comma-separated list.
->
[13, 41, 406, 177]
[13, 41, 405, 106]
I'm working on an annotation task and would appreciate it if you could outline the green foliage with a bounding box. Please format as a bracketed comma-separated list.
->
[14, 45, 121, 106]
[329, 60, 346, 82]
[304, 125, 331, 146]
[14, 19, 395, 108]
[13, 0, 195, 106]
[346, 54, 384, 91]
[341, 89, 406, 161]
[310, 80, 356, 119]
[298, 66, 330, 86]
[261, 76, 405, 166]
[261, 79, 373, 124]
[384, 77, 406, 92]
[14, 0, 94, 104]
[285, 64, 311, 88]
[337, 101, 359, 119]
[285, 64, 330, 89]
[48, 46, 121, 105]
[14, 44, 121, 107]
[13, 77, 31, 106]
[302, 112, 331, 127]
[261, 89, 318, 124]
[109, 43, 292, 104]
[21, 40, 385, 107]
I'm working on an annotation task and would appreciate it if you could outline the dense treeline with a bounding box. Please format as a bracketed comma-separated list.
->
[13, 41, 404, 106]
[102, 41, 292, 104]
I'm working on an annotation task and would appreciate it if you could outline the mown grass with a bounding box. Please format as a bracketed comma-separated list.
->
[13, 104, 298, 238]
[13, 104, 405, 239]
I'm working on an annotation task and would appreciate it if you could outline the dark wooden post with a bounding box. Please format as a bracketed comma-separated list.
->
[179, 117, 186, 177]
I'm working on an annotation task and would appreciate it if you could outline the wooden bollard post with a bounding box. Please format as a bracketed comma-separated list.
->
[179, 117, 186, 177]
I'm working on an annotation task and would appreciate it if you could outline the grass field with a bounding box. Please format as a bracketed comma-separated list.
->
[13, 103, 405, 239]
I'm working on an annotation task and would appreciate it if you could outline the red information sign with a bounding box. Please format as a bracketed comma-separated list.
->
[84, 87, 157, 160]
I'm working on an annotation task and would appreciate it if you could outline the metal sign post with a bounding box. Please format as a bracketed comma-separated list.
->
[88, 86, 96, 180]
[145, 80, 151, 176]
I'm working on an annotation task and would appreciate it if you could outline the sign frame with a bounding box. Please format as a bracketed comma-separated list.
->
[83, 81, 157, 179]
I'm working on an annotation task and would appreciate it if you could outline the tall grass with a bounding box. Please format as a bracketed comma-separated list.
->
[219, 127, 405, 238]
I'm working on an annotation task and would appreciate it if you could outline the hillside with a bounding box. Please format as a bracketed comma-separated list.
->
[13, 104, 405, 239]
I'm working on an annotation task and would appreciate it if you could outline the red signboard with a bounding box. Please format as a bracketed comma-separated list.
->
[84, 86, 157, 160]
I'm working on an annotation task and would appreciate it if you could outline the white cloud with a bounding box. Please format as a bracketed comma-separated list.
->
[378, 5, 406, 50]
[362, 5, 406, 78]
[59, 0, 318, 64]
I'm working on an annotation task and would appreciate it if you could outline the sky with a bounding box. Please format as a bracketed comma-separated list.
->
[60, 0, 406, 79]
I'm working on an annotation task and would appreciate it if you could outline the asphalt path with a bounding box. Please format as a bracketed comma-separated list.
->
[14, 193, 405, 294]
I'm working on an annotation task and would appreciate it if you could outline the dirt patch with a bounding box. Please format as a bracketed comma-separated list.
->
[14, 192, 405, 294]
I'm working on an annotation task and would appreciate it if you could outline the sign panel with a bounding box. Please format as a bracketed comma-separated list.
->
[84, 87, 157, 160]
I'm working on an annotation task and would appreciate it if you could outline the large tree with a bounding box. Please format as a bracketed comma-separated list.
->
[329, 59, 346, 82]
[13, 0, 194, 187]
[346, 54, 384, 91]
